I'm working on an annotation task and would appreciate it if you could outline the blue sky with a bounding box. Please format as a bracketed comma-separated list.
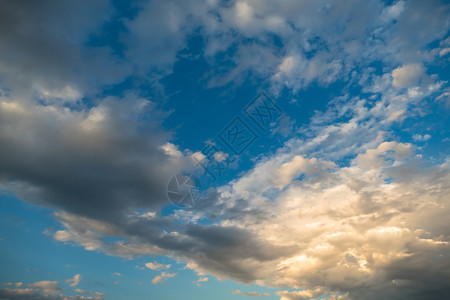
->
[0, 0, 449, 299]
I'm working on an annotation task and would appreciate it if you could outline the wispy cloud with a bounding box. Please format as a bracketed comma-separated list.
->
[233, 290, 270, 296]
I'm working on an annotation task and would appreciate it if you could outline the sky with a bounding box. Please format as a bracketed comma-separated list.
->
[0, 0, 449, 299]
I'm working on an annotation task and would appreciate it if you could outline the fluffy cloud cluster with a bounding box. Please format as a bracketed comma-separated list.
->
[40, 73, 449, 299]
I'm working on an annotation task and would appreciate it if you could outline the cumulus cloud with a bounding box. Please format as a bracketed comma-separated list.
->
[273, 155, 335, 189]
[392, 64, 425, 88]
[202, 0, 448, 91]
[151, 272, 177, 284]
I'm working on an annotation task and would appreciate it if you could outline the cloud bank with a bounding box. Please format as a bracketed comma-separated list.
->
[0, 1, 449, 299]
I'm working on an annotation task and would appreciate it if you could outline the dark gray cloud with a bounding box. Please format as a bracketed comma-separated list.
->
[0, 94, 178, 221]
[0, 0, 129, 98]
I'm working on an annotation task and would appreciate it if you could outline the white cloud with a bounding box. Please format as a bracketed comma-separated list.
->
[273, 155, 335, 189]
[194, 276, 209, 286]
[392, 64, 425, 88]
[276, 288, 325, 300]
[75, 288, 87, 294]
[381, 1, 406, 22]
[45, 73, 449, 298]
[213, 151, 229, 162]
[54, 230, 72, 242]
[196, 277, 208, 283]
[35, 85, 82, 103]
[233, 290, 271, 296]
[151, 272, 177, 284]
[65, 274, 81, 287]
[439, 47, 450, 57]
[124, 0, 219, 73]
[2, 278, 104, 299]
[145, 261, 171, 271]
[412, 134, 431, 141]
[28, 281, 61, 295]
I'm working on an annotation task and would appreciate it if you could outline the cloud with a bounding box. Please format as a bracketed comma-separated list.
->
[276, 289, 349, 300]
[233, 290, 270, 296]
[38, 71, 449, 299]
[276, 289, 325, 300]
[203, 0, 449, 91]
[194, 276, 209, 286]
[30, 77, 448, 299]
[0, 1, 129, 99]
[65, 274, 81, 287]
[0, 1, 449, 300]
[0, 93, 205, 222]
[75, 288, 87, 294]
[439, 48, 450, 57]
[0, 288, 35, 298]
[392, 64, 425, 88]
[380, 0, 406, 22]
[273, 155, 335, 189]
[124, 0, 219, 74]
[412, 134, 431, 141]
[196, 277, 208, 283]
[0, 279, 104, 300]
[28, 281, 61, 295]
[145, 262, 172, 271]
[54, 230, 72, 242]
[151, 272, 177, 284]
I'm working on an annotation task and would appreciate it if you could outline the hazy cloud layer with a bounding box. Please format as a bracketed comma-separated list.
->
[0, 278, 103, 300]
